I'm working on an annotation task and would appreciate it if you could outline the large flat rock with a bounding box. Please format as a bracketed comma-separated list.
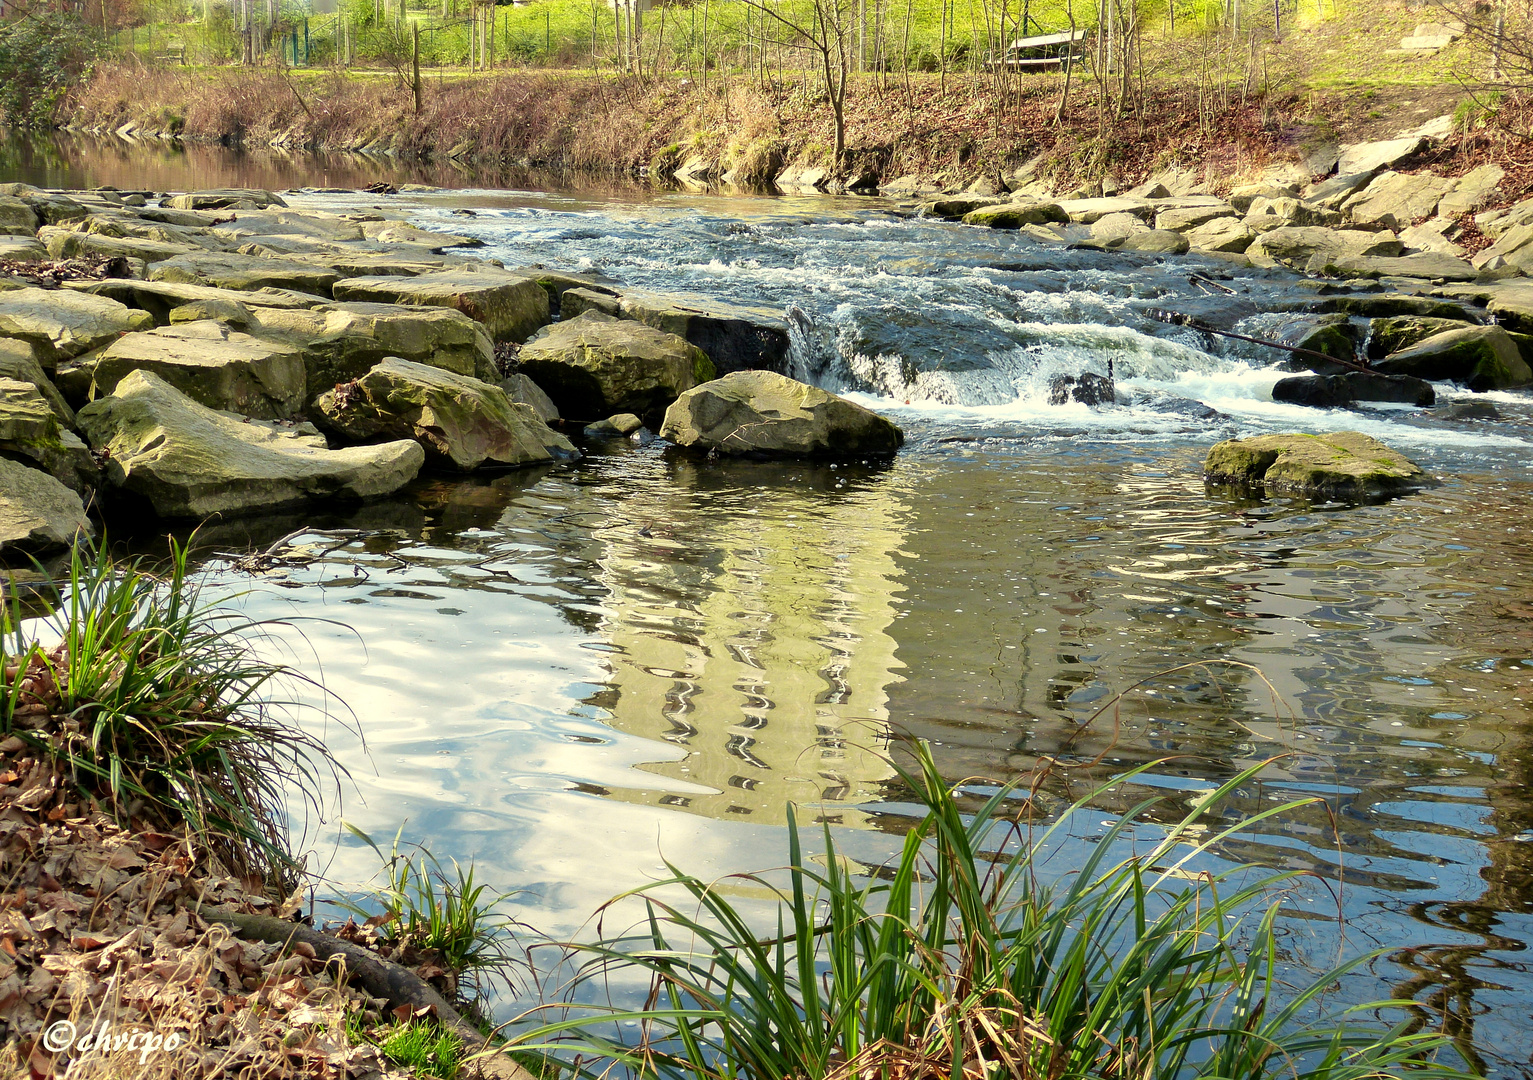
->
[71, 278, 328, 325]
[77, 369, 423, 519]
[0, 287, 153, 363]
[38, 225, 197, 265]
[150, 252, 343, 296]
[315, 357, 576, 472]
[1336, 137, 1429, 176]
[1376, 325, 1533, 391]
[164, 189, 288, 211]
[332, 268, 549, 343]
[1246, 227, 1403, 267]
[76, 321, 309, 420]
[0, 456, 91, 561]
[1204, 431, 1434, 500]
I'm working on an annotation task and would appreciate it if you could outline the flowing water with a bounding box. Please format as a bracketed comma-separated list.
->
[10, 134, 1533, 1074]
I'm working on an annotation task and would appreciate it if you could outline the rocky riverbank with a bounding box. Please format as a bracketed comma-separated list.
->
[0, 183, 907, 564]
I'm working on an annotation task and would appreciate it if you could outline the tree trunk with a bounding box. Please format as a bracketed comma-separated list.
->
[412, 22, 421, 113]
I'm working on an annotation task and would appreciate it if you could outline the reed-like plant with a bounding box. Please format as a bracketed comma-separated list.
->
[0, 539, 343, 882]
[510, 742, 1470, 1080]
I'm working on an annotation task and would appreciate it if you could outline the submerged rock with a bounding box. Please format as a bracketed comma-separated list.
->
[661, 370, 904, 458]
[1204, 431, 1435, 500]
[332, 268, 550, 344]
[0, 456, 92, 561]
[315, 358, 575, 472]
[518, 311, 714, 423]
[1376, 325, 1533, 391]
[77, 370, 424, 519]
[584, 413, 645, 437]
[1047, 372, 1116, 406]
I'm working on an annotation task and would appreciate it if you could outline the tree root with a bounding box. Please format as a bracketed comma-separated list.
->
[195, 903, 534, 1080]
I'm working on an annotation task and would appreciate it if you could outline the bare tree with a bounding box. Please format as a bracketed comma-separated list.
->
[739, 0, 855, 159]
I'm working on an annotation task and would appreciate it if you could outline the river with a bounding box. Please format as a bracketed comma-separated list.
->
[7, 132, 1533, 1076]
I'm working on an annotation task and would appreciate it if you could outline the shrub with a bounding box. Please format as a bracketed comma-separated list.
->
[0, 13, 101, 128]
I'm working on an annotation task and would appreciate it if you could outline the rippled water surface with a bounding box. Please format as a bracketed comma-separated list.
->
[13, 136, 1533, 1074]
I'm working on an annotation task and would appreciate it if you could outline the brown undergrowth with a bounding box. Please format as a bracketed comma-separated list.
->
[67, 63, 1307, 191]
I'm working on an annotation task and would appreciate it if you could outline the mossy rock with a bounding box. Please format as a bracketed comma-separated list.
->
[961, 202, 1070, 229]
[1305, 294, 1477, 320]
[1367, 316, 1479, 360]
[1204, 431, 1436, 501]
[1278, 314, 1361, 371]
[1375, 325, 1533, 391]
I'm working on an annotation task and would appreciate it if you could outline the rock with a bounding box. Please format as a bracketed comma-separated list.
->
[500, 372, 559, 423]
[0, 287, 153, 363]
[1470, 220, 1533, 272]
[1327, 252, 1478, 281]
[1397, 21, 1463, 49]
[1436, 400, 1501, 420]
[77, 370, 423, 519]
[1367, 315, 1478, 358]
[921, 196, 1006, 220]
[0, 236, 47, 262]
[584, 413, 644, 436]
[74, 321, 308, 420]
[960, 201, 1070, 228]
[1341, 171, 1456, 229]
[0, 377, 96, 491]
[38, 226, 197, 265]
[1376, 325, 1533, 390]
[1336, 137, 1429, 177]
[660, 370, 903, 458]
[518, 269, 618, 306]
[1054, 197, 1156, 224]
[1047, 372, 1115, 405]
[1303, 143, 1341, 175]
[517, 311, 714, 423]
[250, 301, 496, 394]
[70, 278, 326, 324]
[615, 289, 791, 376]
[1280, 314, 1361, 369]
[0, 338, 72, 425]
[315, 358, 575, 472]
[331, 268, 549, 343]
[1204, 431, 1434, 500]
[151, 252, 342, 296]
[1187, 217, 1256, 253]
[361, 220, 482, 249]
[1247, 227, 1403, 267]
[1089, 212, 1149, 244]
[1244, 197, 1342, 232]
[1438, 164, 1504, 216]
[0, 196, 39, 237]
[169, 297, 253, 326]
[1116, 229, 1190, 254]
[1307, 294, 1475, 319]
[164, 189, 288, 211]
[1155, 203, 1235, 232]
[1303, 172, 1378, 211]
[1228, 183, 1298, 214]
[1125, 181, 1171, 199]
[1398, 217, 1469, 257]
[0, 456, 91, 560]
[1271, 372, 1435, 408]
[209, 209, 366, 245]
[561, 287, 622, 320]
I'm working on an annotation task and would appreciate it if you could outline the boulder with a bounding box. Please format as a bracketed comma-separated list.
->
[1247, 227, 1403, 267]
[1303, 172, 1378, 211]
[1186, 217, 1255, 253]
[561, 287, 622, 320]
[77, 370, 423, 519]
[517, 269, 619, 306]
[1271, 372, 1435, 408]
[151, 252, 342, 296]
[1306, 294, 1475, 319]
[1437, 400, 1502, 420]
[662, 370, 902, 458]
[1243, 197, 1342, 232]
[164, 189, 288, 211]
[1470, 220, 1533, 272]
[1047, 372, 1115, 405]
[0, 338, 72, 425]
[0, 377, 96, 491]
[0, 236, 47, 262]
[1398, 217, 1469, 257]
[919, 196, 1005, 220]
[1367, 316, 1477, 358]
[1336, 137, 1428, 176]
[0, 456, 91, 560]
[209, 210, 365, 244]
[1375, 325, 1533, 391]
[584, 413, 645, 437]
[0, 196, 39, 237]
[314, 357, 575, 472]
[38, 226, 197, 265]
[75, 321, 308, 420]
[1438, 164, 1505, 216]
[0, 287, 153, 364]
[500, 373, 559, 423]
[1280, 314, 1361, 369]
[1115, 229, 1190, 254]
[517, 311, 714, 423]
[276, 249, 464, 279]
[1228, 182, 1298, 214]
[360, 220, 482, 248]
[1340, 171, 1456, 229]
[169, 298, 254, 326]
[1054, 198, 1156, 224]
[250, 301, 496, 394]
[1155, 203, 1236, 232]
[1204, 431, 1434, 500]
[961, 202, 1070, 228]
[331, 268, 549, 343]
[72, 278, 326, 324]
[614, 289, 790, 376]
[1089, 212, 1149, 244]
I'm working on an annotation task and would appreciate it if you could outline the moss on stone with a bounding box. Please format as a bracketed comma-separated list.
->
[1204, 431, 1435, 501]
